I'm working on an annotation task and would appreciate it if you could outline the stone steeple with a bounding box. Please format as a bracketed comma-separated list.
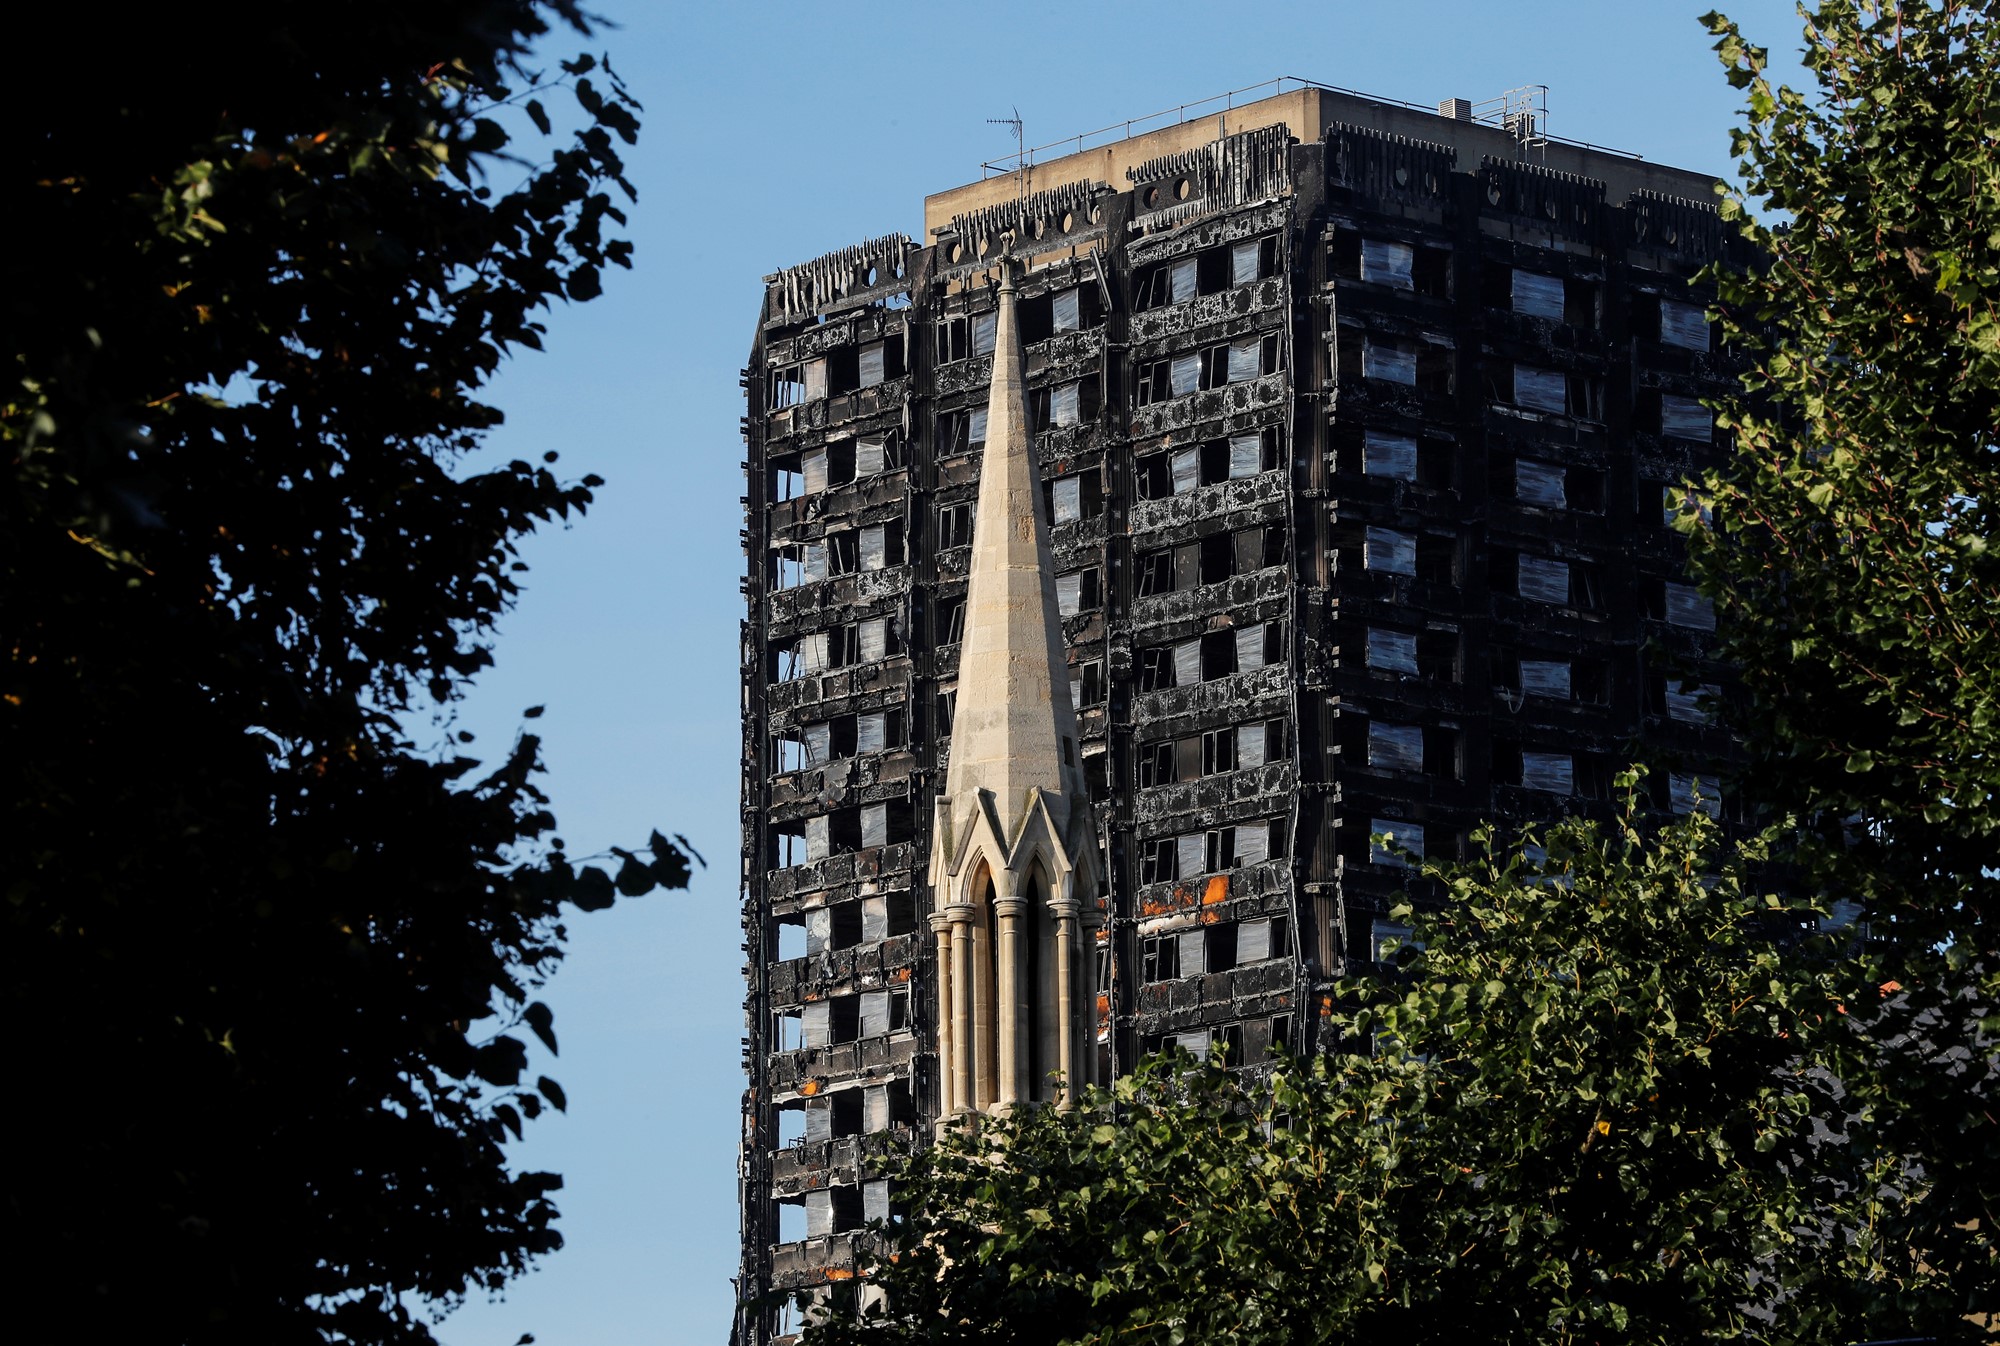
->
[927, 256, 1101, 1117]
[941, 262, 1089, 816]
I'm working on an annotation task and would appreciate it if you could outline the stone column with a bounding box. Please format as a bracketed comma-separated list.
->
[928, 911, 956, 1117]
[946, 902, 974, 1116]
[1049, 895, 1080, 1110]
[992, 892, 1029, 1107]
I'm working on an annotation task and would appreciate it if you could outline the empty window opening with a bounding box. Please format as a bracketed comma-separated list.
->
[1047, 471, 1104, 524]
[1483, 263, 1597, 327]
[1370, 918, 1417, 965]
[1658, 297, 1712, 351]
[1415, 534, 1457, 585]
[1134, 336, 1281, 405]
[1333, 230, 1450, 297]
[1238, 915, 1287, 963]
[1032, 379, 1097, 431]
[1416, 630, 1459, 682]
[1365, 526, 1415, 577]
[829, 1088, 865, 1139]
[1269, 1015, 1293, 1054]
[1361, 337, 1414, 386]
[775, 1196, 808, 1246]
[1519, 658, 1572, 700]
[935, 315, 970, 363]
[1568, 466, 1605, 512]
[1204, 922, 1239, 974]
[1137, 646, 1179, 692]
[1668, 771, 1723, 818]
[1657, 676, 1720, 723]
[1513, 457, 1567, 508]
[865, 1080, 916, 1133]
[1369, 819, 1426, 868]
[858, 987, 910, 1039]
[1512, 364, 1567, 414]
[1513, 552, 1571, 606]
[1493, 363, 1603, 420]
[1231, 235, 1278, 285]
[1055, 567, 1101, 617]
[936, 407, 989, 459]
[767, 451, 806, 503]
[1351, 335, 1451, 394]
[937, 310, 999, 362]
[1134, 246, 1238, 309]
[772, 1008, 804, 1053]
[804, 1186, 866, 1239]
[1573, 659, 1609, 704]
[1135, 524, 1286, 597]
[1137, 836, 1178, 885]
[1051, 287, 1082, 333]
[937, 502, 972, 551]
[1521, 749, 1576, 795]
[800, 441, 858, 497]
[1650, 581, 1717, 630]
[1069, 659, 1105, 710]
[1136, 427, 1279, 498]
[1367, 626, 1418, 675]
[1656, 392, 1713, 443]
[1424, 727, 1462, 779]
[768, 358, 827, 410]
[769, 545, 808, 592]
[1199, 632, 1233, 681]
[805, 902, 863, 955]
[1363, 430, 1417, 480]
[1368, 721, 1424, 773]
[932, 593, 966, 645]
[853, 435, 901, 477]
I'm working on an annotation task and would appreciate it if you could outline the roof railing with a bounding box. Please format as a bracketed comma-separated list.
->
[977, 75, 1643, 177]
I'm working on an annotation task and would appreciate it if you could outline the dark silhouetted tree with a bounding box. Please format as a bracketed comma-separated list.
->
[2, 5, 690, 1343]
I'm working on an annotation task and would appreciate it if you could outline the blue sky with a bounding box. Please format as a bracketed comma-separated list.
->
[436, 2, 1809, 1342]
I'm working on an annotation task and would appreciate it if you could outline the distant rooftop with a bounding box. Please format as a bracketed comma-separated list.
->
[926, 77, 1717, 242]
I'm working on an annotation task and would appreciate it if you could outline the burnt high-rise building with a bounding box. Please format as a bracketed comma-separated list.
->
[734, 81, 1746, 1341]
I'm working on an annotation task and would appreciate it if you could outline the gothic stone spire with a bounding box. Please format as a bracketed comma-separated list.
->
[927, 253, 1101, 1116]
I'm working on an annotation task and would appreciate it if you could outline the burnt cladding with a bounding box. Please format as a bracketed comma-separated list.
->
[734, 83, 1748, 1342]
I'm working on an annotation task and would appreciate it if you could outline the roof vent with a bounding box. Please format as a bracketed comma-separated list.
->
[1438, 97, 1473, 121]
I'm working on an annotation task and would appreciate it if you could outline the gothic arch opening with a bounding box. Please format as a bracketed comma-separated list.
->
[970, 861, 997, 1108]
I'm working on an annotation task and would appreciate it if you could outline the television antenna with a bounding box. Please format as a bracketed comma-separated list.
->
[987, 108, 1026, 236]
[987, 107, 1024, 172]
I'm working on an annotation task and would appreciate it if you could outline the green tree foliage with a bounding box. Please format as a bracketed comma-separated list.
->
[1692, 1, 2000, 869]
[809, 802, 1889, 1345]
[1691, 0, 1999, 1316]
[1, 6, 687, 1343]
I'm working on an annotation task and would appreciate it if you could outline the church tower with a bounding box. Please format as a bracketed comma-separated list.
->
[925, 255, 1103, 1116]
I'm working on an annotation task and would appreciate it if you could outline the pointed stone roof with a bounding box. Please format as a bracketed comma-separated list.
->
[941, 259, 1086, 838]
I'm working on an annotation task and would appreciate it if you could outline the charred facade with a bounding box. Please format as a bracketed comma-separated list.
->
[734, 85, 1748, 1341]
